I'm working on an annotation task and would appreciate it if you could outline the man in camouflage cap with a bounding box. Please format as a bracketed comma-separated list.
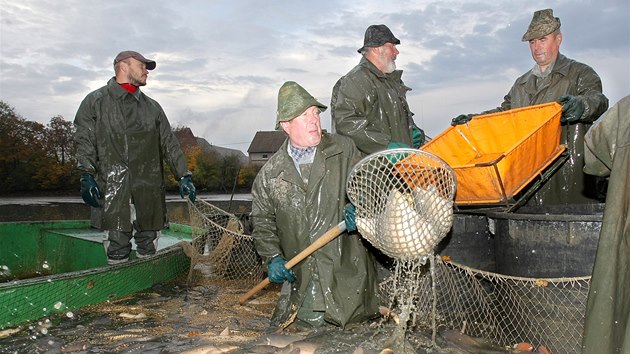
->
[450, 8, 608, 206]
[251, 81, 380, 332]
[521, 8, 560, 41]
[331, 24, 425, 156]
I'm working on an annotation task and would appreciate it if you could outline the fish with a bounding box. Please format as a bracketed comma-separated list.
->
[0, 326, 21, 339]
[412, 184, 453, 236]
[357, 189, 436, 258]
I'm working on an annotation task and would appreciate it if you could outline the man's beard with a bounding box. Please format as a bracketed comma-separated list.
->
[383, 58, 396, 74]
[128, 73, 147, 86]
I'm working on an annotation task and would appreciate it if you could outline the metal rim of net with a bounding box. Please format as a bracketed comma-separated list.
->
[346, 148, 457, 260]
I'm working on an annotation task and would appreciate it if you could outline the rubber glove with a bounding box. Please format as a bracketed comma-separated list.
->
[558, 95, 585, 124]
[451, 114, 473, 126]
[179, 175, 196, 203]
[387, 141, 410, 149]
[267, 256, 296, 283]
[386, 141, 410, 164]
[412, 127, 425, 148]
[343, 203, 357, 233]
[80, 173, 101, 208]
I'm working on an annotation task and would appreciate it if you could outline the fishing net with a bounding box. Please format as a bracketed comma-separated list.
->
[381, 256, 590, 353]
[186, 199, 263, 287]
[346, 149, 457, 350]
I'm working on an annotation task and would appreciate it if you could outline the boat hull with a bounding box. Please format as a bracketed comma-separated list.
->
[0, 220, 192, 329]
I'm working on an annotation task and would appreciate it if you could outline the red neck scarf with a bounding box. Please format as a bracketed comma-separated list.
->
[120, 83, 138, 93]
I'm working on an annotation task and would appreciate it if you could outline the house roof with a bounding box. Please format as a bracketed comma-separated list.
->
[196, 138, 248, 164]
[247, 131, 287, 153]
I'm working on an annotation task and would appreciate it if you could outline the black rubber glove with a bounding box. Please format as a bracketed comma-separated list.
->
[558, 95, 585, 124]
[80, 173, 101, 208]
[343, 203, 357, 233]
[179, 175, 196, 203]
[451, 114, 473, 126]
[267, 256, 296, 283]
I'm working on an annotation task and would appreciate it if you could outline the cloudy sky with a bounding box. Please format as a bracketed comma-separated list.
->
[1, 0, 628, 154]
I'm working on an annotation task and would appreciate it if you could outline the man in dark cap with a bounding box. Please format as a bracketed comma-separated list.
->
[331, 24, 425, 156]
[451, 9, 608, 205]
[251, 81, 380, 332]
[74, 50, 196, 264]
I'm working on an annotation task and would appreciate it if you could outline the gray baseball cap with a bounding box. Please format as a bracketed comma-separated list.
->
[357, 24, 400, 53]
[113, 51, 156, 70]
[522, 9, 561, 41]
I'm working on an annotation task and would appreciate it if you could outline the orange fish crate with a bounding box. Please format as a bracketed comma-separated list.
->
[400, 102, 565, 205]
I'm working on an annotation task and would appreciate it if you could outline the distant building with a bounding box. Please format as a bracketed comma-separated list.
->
[247, 131, 287, 165]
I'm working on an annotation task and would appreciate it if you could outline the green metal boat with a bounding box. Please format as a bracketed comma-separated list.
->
[0, 220, 192, 329]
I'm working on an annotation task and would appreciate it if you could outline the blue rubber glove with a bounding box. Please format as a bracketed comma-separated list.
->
[267, 256, 296, 284]
[179, 175, 196, 203]
[412, 127, 425, 148]
[558, 95, 585, 124]
[451, 114, 473, 126]
[80, 173, 101, 208]
[343, 203, 357, 233]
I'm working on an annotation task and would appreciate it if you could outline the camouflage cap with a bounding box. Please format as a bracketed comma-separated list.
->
[113, 50, 156, 70]
[357, 24, 400, 53]
[276, 81, 327, 130]
[521, 9, 561, 41]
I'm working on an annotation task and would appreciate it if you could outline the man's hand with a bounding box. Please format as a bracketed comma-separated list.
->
[343, 203, 357, 233]
[80, 173, 101, 208]
[267, 256, 296, 283]
[179, 175, 196, 203]
[412, 127, 425, 148]
[558, 95, 585, 124]
[386, 141, 410, 164]
[451, 114, 473, 126]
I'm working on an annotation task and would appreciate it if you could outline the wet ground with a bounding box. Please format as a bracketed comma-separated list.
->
[0, 262, 517, 354]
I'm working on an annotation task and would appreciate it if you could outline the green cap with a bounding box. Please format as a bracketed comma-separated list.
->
[275, 81, 327, 130]
[522, 9, 561, 41]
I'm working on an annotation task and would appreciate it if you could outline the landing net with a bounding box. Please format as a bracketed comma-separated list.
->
[186, 199, 263, 287]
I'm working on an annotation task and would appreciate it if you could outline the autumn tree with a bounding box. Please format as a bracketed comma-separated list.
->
[0, 101, 48, 192]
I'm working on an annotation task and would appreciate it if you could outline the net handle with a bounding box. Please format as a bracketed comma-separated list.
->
[239, 221, 347, 305]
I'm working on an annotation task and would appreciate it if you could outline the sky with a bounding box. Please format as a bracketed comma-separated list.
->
[1, 0, 628, 154]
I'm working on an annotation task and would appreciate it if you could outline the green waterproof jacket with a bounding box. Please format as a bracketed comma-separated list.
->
[331, 57, 420, 155]
[251, 133, 380, 328]
[74, 78, 190, 232]
[480, 54, 609, 205]
[581, 95, 630, 353]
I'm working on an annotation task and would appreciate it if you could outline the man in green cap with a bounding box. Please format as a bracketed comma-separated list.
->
[331, 24, 425, 155]
[251, 81, 380, 332]
[451, 9, 609, 205]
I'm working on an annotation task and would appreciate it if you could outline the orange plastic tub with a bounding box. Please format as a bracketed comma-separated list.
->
[406, 102, 565, 205]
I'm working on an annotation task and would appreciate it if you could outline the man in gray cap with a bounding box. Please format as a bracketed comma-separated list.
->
[451, 9, 609, 206]
[74, 50, 196, 264]
[251, 81, 380, 332]
[331, 24, 425, 156]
